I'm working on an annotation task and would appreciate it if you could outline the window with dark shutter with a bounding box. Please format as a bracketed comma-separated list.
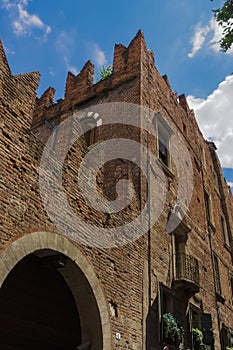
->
[200, 313, 214, 346]
[159, 284, 183, 345]
[221, 324, 233, 350]
[190, 307, 214, 349]
[154, 112, 173, 169]
[230, 329, 233, 348]
[230, 275, 233, 305]
[213, 254, 222, 296]
[220, 324, 228, 350]
[158, 139, 169, 166]
[204, 190, 211, 223]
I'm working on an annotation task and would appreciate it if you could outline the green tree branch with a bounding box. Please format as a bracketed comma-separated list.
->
[212, 0, 233, 51]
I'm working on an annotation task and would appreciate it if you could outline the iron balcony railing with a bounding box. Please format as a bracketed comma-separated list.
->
[174, 253, 200, 286]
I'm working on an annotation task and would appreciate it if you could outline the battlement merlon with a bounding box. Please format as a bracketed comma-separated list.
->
[0, 32, 201, 142]
[0, 40, 40, 104]
[32, 30, 158, 122]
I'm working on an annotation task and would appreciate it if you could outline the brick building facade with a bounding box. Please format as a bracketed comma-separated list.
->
[0, 31, 233, 350]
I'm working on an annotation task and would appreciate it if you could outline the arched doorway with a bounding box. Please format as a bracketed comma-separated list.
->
[0, 252, 82, 350]
[0, 232, 112, 350]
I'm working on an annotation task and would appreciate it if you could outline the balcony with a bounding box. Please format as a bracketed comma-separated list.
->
[173, 254, 200, 296]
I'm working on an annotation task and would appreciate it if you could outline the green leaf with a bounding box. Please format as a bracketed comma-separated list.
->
[96, 65, 113, 82]
[212, 0, 233, 51]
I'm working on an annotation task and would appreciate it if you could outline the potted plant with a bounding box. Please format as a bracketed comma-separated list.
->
[192, 328, 206, 350]
[162, 312, 183, 347]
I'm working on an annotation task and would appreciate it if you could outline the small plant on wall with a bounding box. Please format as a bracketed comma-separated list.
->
[96, 65, 113, 82]
[162, 312, 183, 347]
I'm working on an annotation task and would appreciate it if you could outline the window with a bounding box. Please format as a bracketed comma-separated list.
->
[158, 134, 169, 166]
[204, 190, 211, 222]
[160, 285, 181, 320]
[183, 122, 187, 134]
[213, 254, 222, 296]
[199, 144, 206, 169]
[221, 324, 233, 350]
[160, 285, 183, 345]
[230, 275, 233, 305]
[204, 190, 214, 226]
[213, 170, 219, 192]
[190, 306, 214, 349]
[51, 126, 58, 151]
[44, 119, 58, 151]
[221, 215, 230, 247]
[80, 116, 97, 148]
[155, 113, 173, 168]
[173, 234, 185, 279]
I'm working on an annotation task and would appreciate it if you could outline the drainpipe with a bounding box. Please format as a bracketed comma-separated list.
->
[147, 152, 152, 350]
[200, 164, 221, 350]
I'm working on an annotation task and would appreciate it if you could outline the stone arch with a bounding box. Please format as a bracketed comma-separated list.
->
[0, 231, 112, 350]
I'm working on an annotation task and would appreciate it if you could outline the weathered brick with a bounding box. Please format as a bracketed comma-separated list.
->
[0, 31, 233, 350]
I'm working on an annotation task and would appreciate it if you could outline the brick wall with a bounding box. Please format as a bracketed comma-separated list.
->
[0, 30, 233, 350]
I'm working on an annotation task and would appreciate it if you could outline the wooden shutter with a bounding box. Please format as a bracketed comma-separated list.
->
[230, 329, 233, 348]
[201, 313, 214, 346]
[220, 324, 228, 349]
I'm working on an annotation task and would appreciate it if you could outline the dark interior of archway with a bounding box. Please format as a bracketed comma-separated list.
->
[0, 254, 82, 350]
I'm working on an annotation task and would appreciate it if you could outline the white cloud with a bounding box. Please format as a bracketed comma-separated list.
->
[1, 0, 13, 9]
[55, 31, 73, 57]
[227, 181, 233, 189]
[4, 45, 15, 55]
[187, 75, 233, 168]
[64, 56, 78, 75]
[188, 23, 209, 58]
[90, 43, 107, 66]
[49, 67, 55, 77]
[1, 0, 51, 39]
[55, 31, 78, 75]
[188, 18, 233, 58]
[208, 18, 224, 53]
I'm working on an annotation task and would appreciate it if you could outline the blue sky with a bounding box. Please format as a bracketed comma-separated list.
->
[1, 0, 233, 187]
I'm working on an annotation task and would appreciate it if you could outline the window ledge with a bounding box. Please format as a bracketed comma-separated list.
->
[214, 185, 221, 198]
[216, 293, 225, 304]
[224, 243, 232, 253]
[208, 221, 216, 233]
[160, 341, 180, 350]
[157, 159, 174, 179]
